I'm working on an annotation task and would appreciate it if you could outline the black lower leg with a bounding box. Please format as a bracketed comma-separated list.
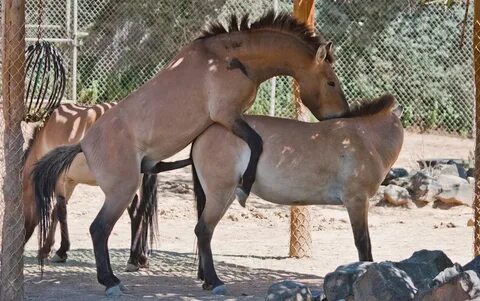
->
[195, 221, 223, 290]
[41, 206, 58, 258]
[56, 197, 70, 259]
[231, 118, 263, 199]
[90, 216, 118, 288]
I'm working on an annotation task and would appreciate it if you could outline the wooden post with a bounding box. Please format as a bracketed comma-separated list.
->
[1, 0, 26, 299]
[473, 0, 480, 256]
[289, 0, 315, 258]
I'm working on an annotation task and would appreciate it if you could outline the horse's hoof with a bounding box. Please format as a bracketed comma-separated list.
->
[125, 263, 139, 272]
[119, 283, 128, 292]
[138, 261, 149, 269]
[50, 253, 67, 263]
[105, 284, 123, 297]
[235, 187, 248, 207]
[212, 285, 229, 296]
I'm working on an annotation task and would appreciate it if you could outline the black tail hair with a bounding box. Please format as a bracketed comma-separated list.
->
[140, 173, 158, 253]
[31, 143, 82, 270]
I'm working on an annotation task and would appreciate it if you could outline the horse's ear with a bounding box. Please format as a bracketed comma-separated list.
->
[393, 105, 403, 118]
[316, 42, 334, 63]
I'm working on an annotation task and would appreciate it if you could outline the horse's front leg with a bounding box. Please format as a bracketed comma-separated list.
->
[345, 199, 373, 261]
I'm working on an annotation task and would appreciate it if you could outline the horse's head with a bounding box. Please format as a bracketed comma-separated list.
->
[297, 42, 349, 120]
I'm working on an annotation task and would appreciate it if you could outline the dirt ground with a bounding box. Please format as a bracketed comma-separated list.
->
[21, 131, 475, 300]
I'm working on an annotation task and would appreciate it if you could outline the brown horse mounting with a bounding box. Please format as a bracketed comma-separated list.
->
[23, 103, 189, 270]
[32, 10, 348, 295]
[190, 94, 404, 294]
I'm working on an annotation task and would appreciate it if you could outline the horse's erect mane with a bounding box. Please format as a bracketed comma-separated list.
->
[198, 10, 327, 52]
[341, 94, 396, 118]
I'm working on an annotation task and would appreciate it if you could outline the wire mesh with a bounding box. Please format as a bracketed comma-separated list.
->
[473, 0, 480, 257]
[21, 0, 474, 134]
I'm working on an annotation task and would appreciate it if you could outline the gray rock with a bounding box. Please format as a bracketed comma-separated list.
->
[266, 280, 312, 301]
[395, 250, 454, 290]
[433, 164, 459, 177]
[323, 262, 373, 301]
[390, 176, 413, 188]
[436, 183, 473, 207]
[468, 177, 475, 184]
[352, 262, 417, 301]
[437, 174, 468, 188]
[414, 181, 442, 204]
[384, 184, 412, 206]
[369, 185, 386, 203]
[464, 256, 480, 275]
[431, 263, 463, 287]
[414, 270, 480, 301]
[383, 168, 409, 186]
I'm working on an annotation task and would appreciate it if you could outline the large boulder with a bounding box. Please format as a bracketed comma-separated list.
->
[414, 270, 480, 301]
[383, 168, 409, 185]
[352, 262, 417, 301]
[409, 171, 441, 203]
[436, 174, 468, 188]
[394, 250, 454, 290]
[384, 184, 412, 206]
[266, 280, 312, 301]
[323, 262, 373, 301]
[464, 256, 480, 275]
[436, 183, 473, 207]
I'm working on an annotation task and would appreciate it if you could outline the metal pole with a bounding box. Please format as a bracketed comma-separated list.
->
[72, 0, 78, 102]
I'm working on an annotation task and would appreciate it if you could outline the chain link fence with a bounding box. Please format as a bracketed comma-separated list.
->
[18, 0, 474, 133]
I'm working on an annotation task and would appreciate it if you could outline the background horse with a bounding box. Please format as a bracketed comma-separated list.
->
[190, 94, 404, 294]
[32, 10, 349, 295]
[23, 103, 189, 271]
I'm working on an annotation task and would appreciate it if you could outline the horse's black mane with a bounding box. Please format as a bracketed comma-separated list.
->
[198, 10, 327, 52]
[341, 94, 396, 118]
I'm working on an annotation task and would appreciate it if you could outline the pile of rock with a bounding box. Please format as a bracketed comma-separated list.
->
[266, 250, 480, 301]
[378, 159, 474, 208]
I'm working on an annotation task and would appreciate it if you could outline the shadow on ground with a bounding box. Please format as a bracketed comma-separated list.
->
[24, 249, 322, 300]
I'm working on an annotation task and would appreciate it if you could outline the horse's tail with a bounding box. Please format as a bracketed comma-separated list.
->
[140, 173, 158, 253]
[31, 143, 82, 268]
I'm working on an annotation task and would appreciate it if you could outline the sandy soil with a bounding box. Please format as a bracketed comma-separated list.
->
[21, 131, 476, 300]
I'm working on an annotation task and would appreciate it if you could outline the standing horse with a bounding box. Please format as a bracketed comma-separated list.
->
[23, 103, 190, 270]
[190, 94, 404, 294]
[32, 11, 349, 295]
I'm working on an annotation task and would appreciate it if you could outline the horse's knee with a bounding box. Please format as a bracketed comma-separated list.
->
[194, 221, 212, 242]
[89, 218, 111, 241]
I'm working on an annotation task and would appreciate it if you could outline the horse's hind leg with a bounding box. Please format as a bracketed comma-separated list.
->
[51, 196, 69, 262]
[126, 194, 149, 272]
[40, 205, 58, 259]
[345, 198, 373, 261]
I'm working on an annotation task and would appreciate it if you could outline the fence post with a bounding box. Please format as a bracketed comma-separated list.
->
[473, 0, 480, 256]
[1, 0, 26, 300]
[289, 0, 314, 258]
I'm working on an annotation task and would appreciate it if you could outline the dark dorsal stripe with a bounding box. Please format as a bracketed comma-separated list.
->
[341, 94, 396, 118]
[198, 10, 327, 52]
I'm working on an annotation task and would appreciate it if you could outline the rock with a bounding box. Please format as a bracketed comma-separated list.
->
[370, 185, 386, 203]
[468, 177, 475, 184]
[323, 262, 373, 301]
[431, 263, 463, 287]
[414, 270, 480, 301]
[390, 176, 413, 188]
[437, 174, 468, 188]
[467, 218, 475, 227]
[266, 280, 312, 301]
[383, 168, 409, 185]
[394, 250, 454, 290]
[384, 184, 412, 206]
[436, 183, 473, 207]
[417, 159, 465, 170]
[463, 256, 480, 275]
[467, 168, 474, 178]
[433, 164, 459, 177]
[414, 181, 442, 204]
[352, 262, 417, 301]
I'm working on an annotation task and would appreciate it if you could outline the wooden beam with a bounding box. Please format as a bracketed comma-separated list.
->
[289, 0, 315, 258]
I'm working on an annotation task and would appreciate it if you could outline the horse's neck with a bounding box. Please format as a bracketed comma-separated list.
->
[365, 114, 403, 167]
[206, 30, 315, 84]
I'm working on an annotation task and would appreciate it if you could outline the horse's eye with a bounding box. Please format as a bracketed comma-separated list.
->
[328, 81, 335, 87]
